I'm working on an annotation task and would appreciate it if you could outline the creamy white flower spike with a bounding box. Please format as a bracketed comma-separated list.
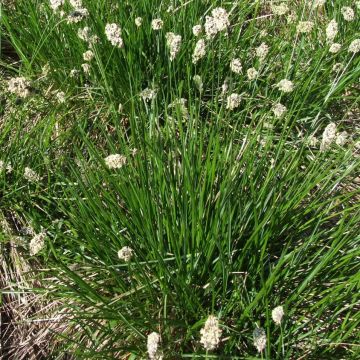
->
[297, 21, 314, 33]
[192, 39, 206, 64]
[204, 7, 230, 39]
[135, 17, 143, 27]
[30, 232, 46, 256]
[24, 167, 41, 182]
[105, 23, 123, 48]
[256, 42, 269, 61]
[83, 50, 94, 61]
[226, 93, 241, 110]
[104, 154, 127, 169]
[69, 0, 82, 7]
[336, 131, 348, 146]
[271, 4, 289, 16]
[329, 43, 341, 54]
[49, 0, 64, 11]
[147, 332, 161, 360]
[117, 246, 133, 262]
[272, 306, 285, 325]
[200, 315, 222, 351]
[8, 77, 31, 98]
[277, 79, 294, 93]
[341, 7, 355, 21]
[230, 58, 242, 74]
[0, 161, 12, 173]
[326, 20, 338, 43]
[321, 122, 337, 151]
[67, 8, 88, 23]
[247, 67, 258, 80]
[81, 63, 91, 74]
[166, 32, 182, 61]
[349, 39, 360, 54]
[272, 103, 287, 118]
[253, 327, 266, 353]
[56, 91, 66, 103]
[192, 24, 202, 36]
[151, 19, 163, 30]
[140, 88, 157, 101]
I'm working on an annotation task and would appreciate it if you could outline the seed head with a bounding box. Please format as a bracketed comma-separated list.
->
[165, 32, 182, 61]
[230, 58, 242, 74]
[151, 19, 163, 30]
[117, 246, 133, 262]
[276, 79, 294, 93]
[147, 332, 162, 360]
[105, 23, 123, 48]
[226, 93, 241, 110]
[200, 315, 222, 351]
[192, 24, 202, 36]
[247, 67, 258, 80]
[329, 43, 341, 54]
[192, 39, 206, 64]
[253, 327, 266, 353]
[272, 103, 287, 118]
[104, 154, 127, 169]
[297, 21, 314, 33]
[349, 39, 360, 54]
[272, 306, 285, 325]
[341, 7, 355, 21]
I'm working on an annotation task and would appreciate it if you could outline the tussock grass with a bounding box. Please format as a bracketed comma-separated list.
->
[1, 0, 359, 359]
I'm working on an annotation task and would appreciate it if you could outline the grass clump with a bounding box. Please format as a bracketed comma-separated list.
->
[1, 0, 359, 359]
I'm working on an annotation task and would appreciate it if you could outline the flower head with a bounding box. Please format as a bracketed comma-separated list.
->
[253, 327, 266, 353]
[83, 50, 94, 61]
[24, 167, 41, 182]
[166, 32, 182, 61]
[321, 122, 336, 151]
[200, 315, 222, 351]
[117, 246, 133, 262]
[349, 39, 360, 54]
[271, 4, 289, 16]
[66, 8, 88, 24]
[135, 17, 143, 27]
[140, 87, 157, 101]
[151, 19, 163, 30]
[297, 21, 314, 33]
[104, 154, 127, 169]
[277, 79, 294, 93]
[256, 42, 269, 61]
[341, 7, 355, 21]
[204, 7, 229, 39]
[226, 93, 241, 110]
[147, 332, 161, 360]
[230, 58, 242, 74]
[192, 39, 206, 64]
[30, 232, 46, 256]
[326, 20, 338, 43]
[192, 24, 202, 36]
[49, 0, 64, 11]
[329, 43, 341, 54]
[272, 306, 285, 325]
[246, 67, 258, 80]
[105, 23, 123, 48]
[272, 103, 287, 118]
[0, 161, 12, 174]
